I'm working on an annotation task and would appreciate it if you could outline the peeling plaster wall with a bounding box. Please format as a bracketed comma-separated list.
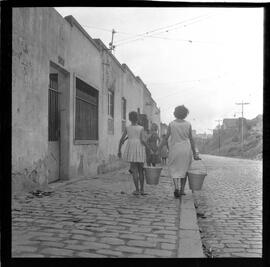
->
[12, 8, 72, 193]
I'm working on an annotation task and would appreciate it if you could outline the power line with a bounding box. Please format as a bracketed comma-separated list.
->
[114, 13, 209, 45]
[114, 12, 215, 47]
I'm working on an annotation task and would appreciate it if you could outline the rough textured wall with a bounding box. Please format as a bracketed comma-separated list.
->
[67, 21, 103, 179]
[12, 8, 71, 193]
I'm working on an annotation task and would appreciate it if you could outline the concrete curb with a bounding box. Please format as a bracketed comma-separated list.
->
[178, 191, 205, 258]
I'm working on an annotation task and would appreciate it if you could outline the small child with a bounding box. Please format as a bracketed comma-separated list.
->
[146, 123, 161, 167]
[160, 134, 169, 165]
[118, 111, 152, 196]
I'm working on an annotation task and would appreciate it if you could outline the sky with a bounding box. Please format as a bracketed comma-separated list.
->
[55, 7, 263, 134]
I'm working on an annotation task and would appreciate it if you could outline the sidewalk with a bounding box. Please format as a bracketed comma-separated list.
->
[12, 166, 204, 258]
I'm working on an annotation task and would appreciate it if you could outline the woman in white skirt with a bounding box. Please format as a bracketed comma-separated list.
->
[118, 111, 152, 196]
[159, 105, 201, 198]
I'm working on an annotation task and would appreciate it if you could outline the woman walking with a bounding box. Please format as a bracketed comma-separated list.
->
[118, 111, 151, 196]
[159, 105, 200, 198]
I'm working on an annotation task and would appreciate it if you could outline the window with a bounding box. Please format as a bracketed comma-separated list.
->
[75, 78, 98, 140]
[48, 73, 59, 141]
[121, 97, 127, 132]
[108, 90, 114, 134]
[108, 90, 114, 118]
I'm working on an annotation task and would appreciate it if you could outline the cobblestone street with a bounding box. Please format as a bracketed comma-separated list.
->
[12, 168, 181, 258]
[194, 155, 262, 258]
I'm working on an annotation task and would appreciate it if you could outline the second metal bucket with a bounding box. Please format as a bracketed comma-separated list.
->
[187, 160, 207, 190]
[144, 167, 162, 185]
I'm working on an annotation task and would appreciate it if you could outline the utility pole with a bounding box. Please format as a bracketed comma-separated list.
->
[109, 29, 116, 54]
[215, 120, 222, 156]
[235, 101, 250, 154]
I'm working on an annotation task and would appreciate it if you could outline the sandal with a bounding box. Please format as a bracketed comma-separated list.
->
[140, 191, 148, 195]
[132, 191, 140, 196]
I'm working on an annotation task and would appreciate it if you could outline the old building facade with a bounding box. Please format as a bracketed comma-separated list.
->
[12, 7, 161, 193]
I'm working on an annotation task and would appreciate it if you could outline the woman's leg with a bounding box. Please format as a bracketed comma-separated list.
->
[138, 163, 146, 194]
[180, 176, 187, 195]
[130, 163, 139, 194]
[173, 178, 180, 198]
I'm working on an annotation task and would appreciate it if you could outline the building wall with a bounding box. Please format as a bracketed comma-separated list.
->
[64, 17, 103, 179]
[12, 8, 103, 192]
[12, 7, 160, 193]
[12, 8, 73, 192]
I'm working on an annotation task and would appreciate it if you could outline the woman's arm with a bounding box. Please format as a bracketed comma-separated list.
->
[189, 125, 200, 160]
[118, 128, 127, 157]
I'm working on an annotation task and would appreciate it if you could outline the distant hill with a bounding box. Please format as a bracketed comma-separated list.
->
[195, 115, 262, 160]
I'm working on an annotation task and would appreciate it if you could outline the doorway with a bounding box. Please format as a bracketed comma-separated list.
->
[48, 72, 60, 182]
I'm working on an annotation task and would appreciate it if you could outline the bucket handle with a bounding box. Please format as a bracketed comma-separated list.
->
[196, 158, 207, 174]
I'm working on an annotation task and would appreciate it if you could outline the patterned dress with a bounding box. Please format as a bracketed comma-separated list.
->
[122, 125, 146, 163]
[168, 120, 193, 179]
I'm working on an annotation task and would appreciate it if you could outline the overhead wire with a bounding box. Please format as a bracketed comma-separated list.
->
[114, 12, 213, 45]
[113, 12, 216, 47]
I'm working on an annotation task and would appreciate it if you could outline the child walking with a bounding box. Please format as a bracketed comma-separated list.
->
[118, 111, 151, 196]
[160, 134, 169, 165]
[146, 123, 161, 167]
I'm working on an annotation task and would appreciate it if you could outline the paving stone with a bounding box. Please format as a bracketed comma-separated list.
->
[223, 248, 245, 253]
[119, 234, 145, 240]
[127, 240, 156, 248]
[144, 248, 173, 257]
[231, 252, 261, 257]
[14, 253, 45, 258]
[97, 232, 119, 238]
[114, 246, 143, 254]
[76, 252, 107, 258]
[81, 241, 111, 250]
[160, 243, 176, 250]
[40, 241, 65, 248]
[12, 246, 38, 253]
[95, 249, 123, 257]
[40, 248, 74, 256]
[99, 237, 125, 245]
[71, 234, 96, 241]
[128, 254, 156, 258]
[225, 243, 250, 248]
[147, 237, 177, 244]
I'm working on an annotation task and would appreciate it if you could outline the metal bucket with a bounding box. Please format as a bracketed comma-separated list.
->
[144, 167, 162, 185]
[187, 160, 207, 191]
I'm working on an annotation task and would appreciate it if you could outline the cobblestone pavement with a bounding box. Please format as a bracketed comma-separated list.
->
[12, 167, 182, 258]
[193, 155, 262, 258]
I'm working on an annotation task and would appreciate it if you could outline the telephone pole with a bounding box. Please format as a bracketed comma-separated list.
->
[215, 119, 222, 156]
[109, 29, 116, 54]
[235, 101, 250, 153]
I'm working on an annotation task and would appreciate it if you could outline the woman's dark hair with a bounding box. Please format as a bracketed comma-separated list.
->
[129, 111, 138, 123]
[174, 105, 189, 119]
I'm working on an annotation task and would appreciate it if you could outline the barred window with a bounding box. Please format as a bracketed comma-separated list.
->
[75, 78, 98, 140]
[48, 73, 59, 141]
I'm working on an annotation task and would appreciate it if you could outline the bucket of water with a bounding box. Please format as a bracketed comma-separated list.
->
[144, 167, 162, 185]
[187, 160, 207, 190]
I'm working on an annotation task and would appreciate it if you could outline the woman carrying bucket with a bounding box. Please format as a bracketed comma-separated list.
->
[118, 111, 153, 196]
[158, 105, 200, 198]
